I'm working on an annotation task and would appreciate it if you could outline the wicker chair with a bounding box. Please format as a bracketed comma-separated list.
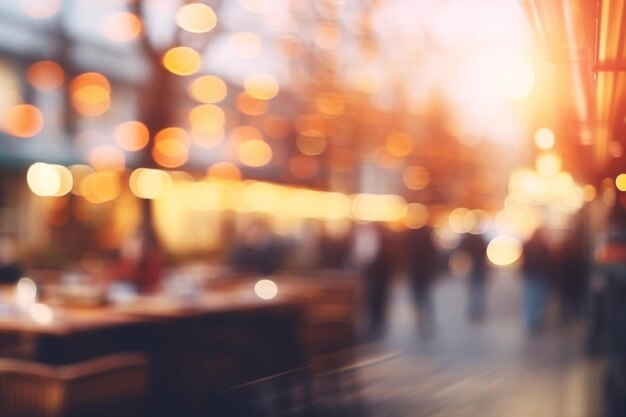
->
[0, 352, 150, 417]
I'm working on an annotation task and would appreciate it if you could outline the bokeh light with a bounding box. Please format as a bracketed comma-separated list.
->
[163, 47, 202, 76]
[486, 235, 523, 266]
[468, 209, 489, 234]
[244, 73, 279, 100]
[27, 163, 59, 197]
[351, 194, 406, 222]
[583, 184, 596, 202]
[80, 171, 121, 204]
[114, 121, 150, 151]
[236, 92, 269, 115]
[101, 12, 142, 42]
[176, 3, 217, 33]
[242, 182, 280, 213]
[448, 207, 471, 234]
[27, 61, 64, 91]
[29, 303, 54, 324]
[403, 203, 428, 229]
[189, 104, 225, 133]
[27, 163, 72, 197]
[184, 182, 223, 211]
[188, 75, 227, 104]
[616, 174, 626, 192]
[16, 277, 37, 308]
[2, 104, 44, 138]
[153, 127, 190, 168]
[254, 279, 278, 300]
[292, 190, 320, 218]
[236, 140, 272, 167]
[52, 166, 73, 197]
[534, 128, 555, 150]
[70, 72, 111, 116]
[316, 192, 351, 220]
[129, 168, 173, 199]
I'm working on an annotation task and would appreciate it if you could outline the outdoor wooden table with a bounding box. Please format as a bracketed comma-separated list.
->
[0, 274, 357, 416]
[0, 283, 305, 366]
[0, 282, 307, 416]
[110, 285, 306, 417]
[0, 286, 158, 364]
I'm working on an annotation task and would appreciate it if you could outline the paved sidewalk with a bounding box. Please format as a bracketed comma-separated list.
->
[358, 270, 604, 417]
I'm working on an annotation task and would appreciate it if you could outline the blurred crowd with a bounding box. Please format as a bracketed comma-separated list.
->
[0, 217, 593, 342]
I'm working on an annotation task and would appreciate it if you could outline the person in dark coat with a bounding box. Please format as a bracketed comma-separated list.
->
[0, 235, 23, 285]
[406, 225, 438, 338]
[521, 227, 552, 334]
[557, 224, 588, 323]
[458, 232, 488, 322]
[350, 223, 393, 340]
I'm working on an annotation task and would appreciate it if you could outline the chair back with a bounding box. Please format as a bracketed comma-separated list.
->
[0, 352, 150, 417]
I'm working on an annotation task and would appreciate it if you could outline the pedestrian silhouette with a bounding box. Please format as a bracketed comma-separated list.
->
[521, 227, 552, 334]
[406, 225, 438, 338]
[458, 232, 488, 322]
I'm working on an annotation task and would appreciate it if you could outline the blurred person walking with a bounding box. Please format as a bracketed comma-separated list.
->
[458, 232, 488, 322]
[557, 223, 589, 323]
[521, 228, 553, 334]
[350, 223, 393, 340]
[0, 234, 23, 285]
[406, 225, 438, 339]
